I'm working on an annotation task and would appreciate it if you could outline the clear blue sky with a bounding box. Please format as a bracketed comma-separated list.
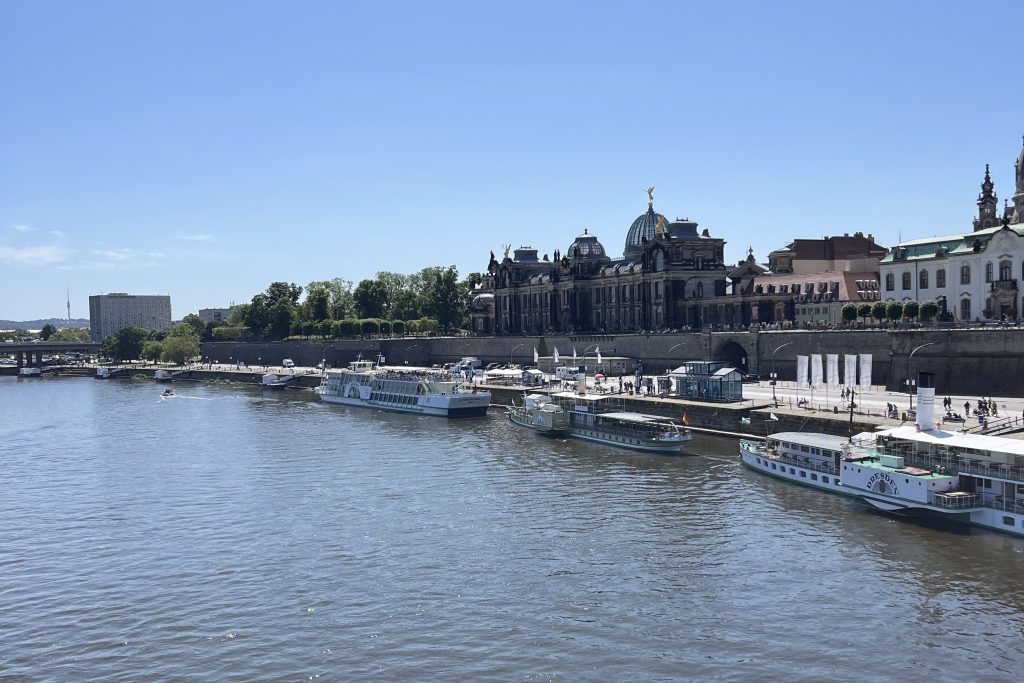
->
[2, 0, 1022, 321]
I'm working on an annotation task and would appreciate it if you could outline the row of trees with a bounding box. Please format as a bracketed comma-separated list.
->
[841, 300, 941, 325]
[102, 317, 203, 364]
[225, 267, 480, 340]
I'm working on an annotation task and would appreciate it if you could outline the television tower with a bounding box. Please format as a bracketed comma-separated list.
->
[66, 288, 71, 322]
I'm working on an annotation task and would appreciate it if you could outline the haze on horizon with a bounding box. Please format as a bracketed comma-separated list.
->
[2, 0, 1023, 321]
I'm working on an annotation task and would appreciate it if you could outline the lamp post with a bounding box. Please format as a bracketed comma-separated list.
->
[580, 343, 599, 393]
[356, 344, 375, 362]
[848, 387, 857, 434]
[770, 342, 793, 407]
[509, 343, 524, 366]
[907, 342, 938, 412]
[404, 344, 422, 366]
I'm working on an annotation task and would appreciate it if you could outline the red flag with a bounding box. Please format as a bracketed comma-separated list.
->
[682, 411, 689, 426]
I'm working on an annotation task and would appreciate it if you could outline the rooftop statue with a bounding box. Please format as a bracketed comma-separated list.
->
[646, 186, 655, 206]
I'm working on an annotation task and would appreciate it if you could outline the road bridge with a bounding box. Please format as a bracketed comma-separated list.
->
[2, 341, 103, 368]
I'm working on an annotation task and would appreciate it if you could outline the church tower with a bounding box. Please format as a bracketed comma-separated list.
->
[974, 163, 999, 231]
[1012, 135, 1024, 224]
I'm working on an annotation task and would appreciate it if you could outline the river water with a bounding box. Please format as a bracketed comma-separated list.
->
[2, 376, 1024, 681]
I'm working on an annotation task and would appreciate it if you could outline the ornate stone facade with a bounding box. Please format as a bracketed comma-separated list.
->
[484, 197, 728, 335]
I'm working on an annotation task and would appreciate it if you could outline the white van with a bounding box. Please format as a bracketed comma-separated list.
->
[282, 359, 295, 368]
[555, 365, 584, 381]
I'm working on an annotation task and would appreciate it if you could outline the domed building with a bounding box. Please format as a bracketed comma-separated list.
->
[477, 190, 734, 335]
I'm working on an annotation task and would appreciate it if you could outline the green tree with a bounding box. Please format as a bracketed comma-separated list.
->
[40, 323, 57, 340]
[180, 314, 205, 338]
[50, 328, 90, 342]
[392, 320, 405, 336]
[841, 304, 858, 325]
[361, 319, 380, 336]
[919, 300, 939, 322]
[903, 300, 920, 320]
[161, 335, 199, 364]
[302, 287, 332, 323]
[102, 327, 148, 362]
[886, 301, 904, 322]
[140, 340, 163, 361]
[266, 298, 296, 340]
[871, 301, 888, 323]
[419, 265, 466, 332]
[857, 303, 872, 325]
[306, 278, 355, 320]
[354, 279, 388, 318]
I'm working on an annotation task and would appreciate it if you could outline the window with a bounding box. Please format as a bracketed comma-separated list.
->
[696, 282, 704, 298]
[986, 262, 994, 282]
[902, 272, 911, 290]
[1000, 261, 1012, 280]
[822, 476, 830, 484]
[885, 273, 895, 291]
[961, 264, 971, 285]
[960, 298, 971, 320]
[936, 268, 946, 288]
[919, 270, 928, 289]
[789, 467, 796, 474]
[811, 473, 818, 481]
[1003, 516, 1015, 526]
[800, 471, 807, 478]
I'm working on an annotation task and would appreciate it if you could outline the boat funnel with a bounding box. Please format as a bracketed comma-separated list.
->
[916, 371, 935, 431]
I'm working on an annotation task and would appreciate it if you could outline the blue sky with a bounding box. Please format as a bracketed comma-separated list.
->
[2, 0, 1022, 321]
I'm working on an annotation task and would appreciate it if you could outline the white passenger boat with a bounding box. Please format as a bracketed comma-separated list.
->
[740, 372, 1024, 537]
[510, 391, 691, 454]
[739, 432, 848, 495]
[316, 360, 490, 418]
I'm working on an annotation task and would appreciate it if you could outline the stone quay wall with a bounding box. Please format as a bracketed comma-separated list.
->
[200, 327, 1024, 397]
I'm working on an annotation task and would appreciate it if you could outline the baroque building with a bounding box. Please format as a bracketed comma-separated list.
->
[878, 136, 1024, 320]
[482, 192, 728, 335]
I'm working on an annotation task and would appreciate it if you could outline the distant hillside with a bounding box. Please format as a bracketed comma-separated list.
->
[0, 318, 90, 330]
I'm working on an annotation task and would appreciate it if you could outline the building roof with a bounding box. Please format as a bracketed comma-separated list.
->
[624, 205, 670, 256]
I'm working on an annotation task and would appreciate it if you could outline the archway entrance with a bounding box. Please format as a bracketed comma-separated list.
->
[716, 340, 749, 374]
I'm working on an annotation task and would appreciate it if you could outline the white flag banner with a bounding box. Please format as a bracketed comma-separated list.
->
[553, 347, 560, 365]
[572, 346, 577, 364]
[796, 355, 809, 387]
[533, 347, 539, 363]
[844, 354, 858, 387]
[826, 354, 840, 387]
[859, 353, 872, 388]
[596, 346, 602, 365]
[811, 354, 823, 387]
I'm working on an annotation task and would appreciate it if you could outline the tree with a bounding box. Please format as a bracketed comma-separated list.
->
[302, 287, 332, 323]
[161, 335, 199, 364]
[354, 279, 388, 318]
[920, 300, 939, 322]
[266, 298, 296, 340]
[902, 300, 920, 320]
[40, 323, 57, 340]
[102, 327, 148, 362]
[306, 278, 355, 320]
[419, 265, 466, 332]
[841, 304, 858, 325]
[180, 313, 205, 338]
[886, 301, 904, 322]
[141, 340, 163, 361]
[857, 303, 872, 325]
[50, 328, 90, 342]
[871, 301, 888, 324]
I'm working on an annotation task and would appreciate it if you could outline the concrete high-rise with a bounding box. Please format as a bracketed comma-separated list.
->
[89, 293, 172, 341]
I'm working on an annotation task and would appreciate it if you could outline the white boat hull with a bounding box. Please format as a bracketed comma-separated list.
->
[739, 441, 847, 495]
[318, 392, 489, 418]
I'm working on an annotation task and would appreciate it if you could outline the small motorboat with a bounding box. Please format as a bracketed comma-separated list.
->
[161, 389, 175, 397]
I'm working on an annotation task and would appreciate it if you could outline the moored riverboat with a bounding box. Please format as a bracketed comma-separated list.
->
[317, 360, 490, 418]
[510, 391, 691, 454]
[739, 432, 849, 495]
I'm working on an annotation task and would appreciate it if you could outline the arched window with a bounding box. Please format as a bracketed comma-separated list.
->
[919, 269, 929, 289]
[902, 272, 911, 290]
[985, 262, 994, 282]
[696, 282, 704, 298]
[1000, 261, 1012, 281]
[960, 298, 971, 320]
[885, 273, 895, 291]
[961, 264, 971, 285]
[936, 268, 946, 288]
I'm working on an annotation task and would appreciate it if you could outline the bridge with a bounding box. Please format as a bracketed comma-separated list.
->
[2, 341, 103, 368]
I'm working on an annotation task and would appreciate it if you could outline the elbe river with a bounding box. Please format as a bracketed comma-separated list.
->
[2, 376, 1024, 682]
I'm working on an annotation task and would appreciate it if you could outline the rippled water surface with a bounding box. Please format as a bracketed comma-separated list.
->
[2, 376, 1024, 681]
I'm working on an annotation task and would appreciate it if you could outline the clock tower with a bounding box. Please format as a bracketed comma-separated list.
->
[1012, 135, 1024, 225]
[973, 164, 999, 231]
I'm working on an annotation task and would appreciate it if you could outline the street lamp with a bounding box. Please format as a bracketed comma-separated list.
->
[356, 344, 375, 362]
[509, 343, 524, 366]
[908, 342, 938, 412]
[770, 342, 794, 407]
[404, 344, 422, 366]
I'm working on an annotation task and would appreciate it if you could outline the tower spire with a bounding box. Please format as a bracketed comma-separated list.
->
[974, 163, 998, 231]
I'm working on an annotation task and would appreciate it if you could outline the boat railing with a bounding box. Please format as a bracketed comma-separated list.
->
[892, 451, 1024, 483]
[751, 447, 838, 475]
[928, 491, 981, 510]
[980, 494, 1024, 515]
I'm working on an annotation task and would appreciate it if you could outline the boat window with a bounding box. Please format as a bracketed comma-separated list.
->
[800, 446, 809, 453]
[800, 471, 806, 478]
[1003, 517, 1015, 526]
[822, 477, 830, 484]
[771, 464, 777, 470]
[811, 474, 818, 481]
[789, 468, 796, 474]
